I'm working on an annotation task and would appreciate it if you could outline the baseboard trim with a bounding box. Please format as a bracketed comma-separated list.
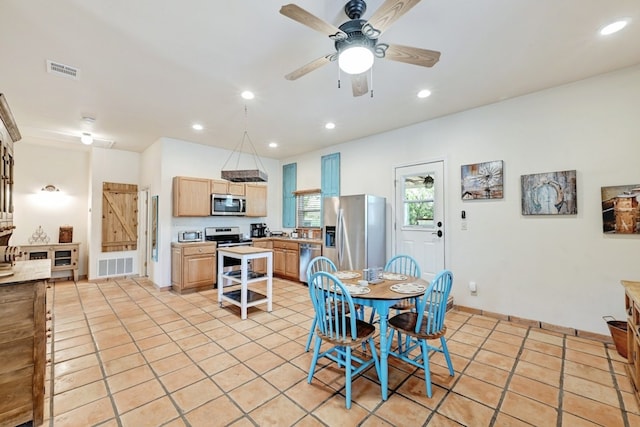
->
[454, 304, 612, 344]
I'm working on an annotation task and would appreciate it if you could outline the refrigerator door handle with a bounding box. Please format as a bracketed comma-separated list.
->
[336, 208, 344, 266]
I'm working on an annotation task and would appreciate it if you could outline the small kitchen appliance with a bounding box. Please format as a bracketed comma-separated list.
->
[250, 223, 267, 238]
[211, 194, 246, 216]
[178, 230, 203, 242]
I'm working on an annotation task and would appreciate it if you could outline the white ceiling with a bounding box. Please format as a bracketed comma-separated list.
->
[1, 0, 639, 159]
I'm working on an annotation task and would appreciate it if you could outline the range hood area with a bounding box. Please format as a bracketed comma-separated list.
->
[221, 169, 268, 182]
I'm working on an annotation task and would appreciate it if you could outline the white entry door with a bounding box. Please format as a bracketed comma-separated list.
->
[394, 161, 445, 281]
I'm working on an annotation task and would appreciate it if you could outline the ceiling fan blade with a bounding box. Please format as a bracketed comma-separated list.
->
[280, 4, 347, 39]
[384, 44, 441, 67]
[285, 54, 334, 81]
[351, 73, 368, 97]
[365, 0, 422, 36]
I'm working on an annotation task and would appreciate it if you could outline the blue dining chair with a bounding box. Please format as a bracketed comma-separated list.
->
[386, 269, 454, 397]
[307, 271, 380, 409]
[304, 256, 337, 352]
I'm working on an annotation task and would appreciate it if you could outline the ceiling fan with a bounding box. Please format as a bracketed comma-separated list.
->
[279, 0, 441, 97]
[406, 175, 434, 188]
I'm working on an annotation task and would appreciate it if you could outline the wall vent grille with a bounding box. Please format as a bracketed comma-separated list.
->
[46, 60, 79, 80]
[97, 257, 134, 278]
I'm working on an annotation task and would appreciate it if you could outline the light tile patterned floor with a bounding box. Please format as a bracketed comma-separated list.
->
[42, 277, 639, 426]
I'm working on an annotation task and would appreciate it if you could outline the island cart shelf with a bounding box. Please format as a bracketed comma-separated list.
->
[217, 246, 273, 320]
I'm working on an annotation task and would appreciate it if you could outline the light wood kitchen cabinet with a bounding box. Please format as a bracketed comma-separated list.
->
[171, 242, 217, 293]
[245, 183, 267, 217]
[211, 179, 245, 196]
[252, 240, 272, 274]
[173, 176, 211, 217]
[272, 240, 299, 280]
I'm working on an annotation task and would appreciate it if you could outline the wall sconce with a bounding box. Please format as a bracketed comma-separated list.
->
[41, 184, 60, 192]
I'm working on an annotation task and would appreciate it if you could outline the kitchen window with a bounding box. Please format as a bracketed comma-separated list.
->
[295, 189, 321, 228]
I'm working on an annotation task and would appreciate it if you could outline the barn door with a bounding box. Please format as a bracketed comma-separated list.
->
[102, 182, 138, 252]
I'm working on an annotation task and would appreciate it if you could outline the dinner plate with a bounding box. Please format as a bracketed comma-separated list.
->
[390, 283, 426, 294]
[382, 273, 408, 281]
[331, 284, 371, 295]
[335, 271, 361, 279]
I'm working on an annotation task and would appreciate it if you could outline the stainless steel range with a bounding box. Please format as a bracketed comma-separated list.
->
[204, 227, 253, 275]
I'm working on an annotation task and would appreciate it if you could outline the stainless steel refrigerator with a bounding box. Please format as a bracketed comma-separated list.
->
[323, 194, 386, 271]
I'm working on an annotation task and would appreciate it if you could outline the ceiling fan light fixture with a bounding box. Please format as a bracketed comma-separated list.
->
[80, 132, 93, 145]
[424, 175, 434, 188]
[338, 46, 374, 75]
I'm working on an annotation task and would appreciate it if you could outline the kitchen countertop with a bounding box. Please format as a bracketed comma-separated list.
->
[252, 237, 323, 245]
[0, 259, 51, 286]
[171, 241, 217, 247]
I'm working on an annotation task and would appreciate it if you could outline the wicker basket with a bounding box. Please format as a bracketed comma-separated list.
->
[603, 316, 628, 358]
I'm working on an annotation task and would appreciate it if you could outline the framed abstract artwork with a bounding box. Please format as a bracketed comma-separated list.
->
[601, 184, 640, 234]
[521, 170, 577, 215]
[461, 160, 504, 200]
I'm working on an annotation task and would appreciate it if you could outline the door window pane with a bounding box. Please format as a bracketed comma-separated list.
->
[403, 175, 435, 227]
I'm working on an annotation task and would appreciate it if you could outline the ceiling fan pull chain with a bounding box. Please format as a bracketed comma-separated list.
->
[370, 66, 374, 98]
[337, 66, 341, 89]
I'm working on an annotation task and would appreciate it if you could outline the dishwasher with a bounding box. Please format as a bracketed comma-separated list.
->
[299, 242, 322, 283]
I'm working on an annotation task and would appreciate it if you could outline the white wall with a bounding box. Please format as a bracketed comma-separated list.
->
[12, 65, 638, 334]
[140, 139, 163, 285]
[283, 65, 640, 335]
[88, 147, 141, 280]
[14, 141, 90, 279]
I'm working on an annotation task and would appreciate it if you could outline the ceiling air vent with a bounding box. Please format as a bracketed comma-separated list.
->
[46, 60, 79, 80]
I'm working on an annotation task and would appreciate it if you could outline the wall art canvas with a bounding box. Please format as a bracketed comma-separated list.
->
[601, 184, 640, 234]
[521, 170, 577, 215]
[461, 160, 504, 199]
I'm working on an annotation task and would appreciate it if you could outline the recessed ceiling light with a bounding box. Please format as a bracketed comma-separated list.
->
[417, 89, 432, 99]
[192, 123, 203, 131]
[241, 90, 255, 100]
[600, 19, 628, 36]
[325, 122, 336, 130]
[268, 142, 278, 148]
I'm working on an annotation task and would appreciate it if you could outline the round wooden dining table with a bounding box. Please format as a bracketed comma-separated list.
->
[336, 270, 429, 401]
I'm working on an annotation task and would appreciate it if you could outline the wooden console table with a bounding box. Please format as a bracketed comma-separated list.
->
[217, 246, 273, 320]
[20, 243, 79, 282]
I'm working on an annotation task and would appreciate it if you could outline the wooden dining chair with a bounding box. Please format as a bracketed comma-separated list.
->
[307, 271, 380, 409]
[386, 269, 454, 397]
[304, 256, 337, 351]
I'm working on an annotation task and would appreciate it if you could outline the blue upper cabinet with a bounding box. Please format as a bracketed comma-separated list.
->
[321, 153, 340, 197]
[282, 163, 297, 228]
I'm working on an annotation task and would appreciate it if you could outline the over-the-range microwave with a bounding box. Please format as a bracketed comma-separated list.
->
[212, 194, 246, 216]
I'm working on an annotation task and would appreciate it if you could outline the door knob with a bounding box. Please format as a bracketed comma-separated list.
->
[432, 230, 443, 237]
